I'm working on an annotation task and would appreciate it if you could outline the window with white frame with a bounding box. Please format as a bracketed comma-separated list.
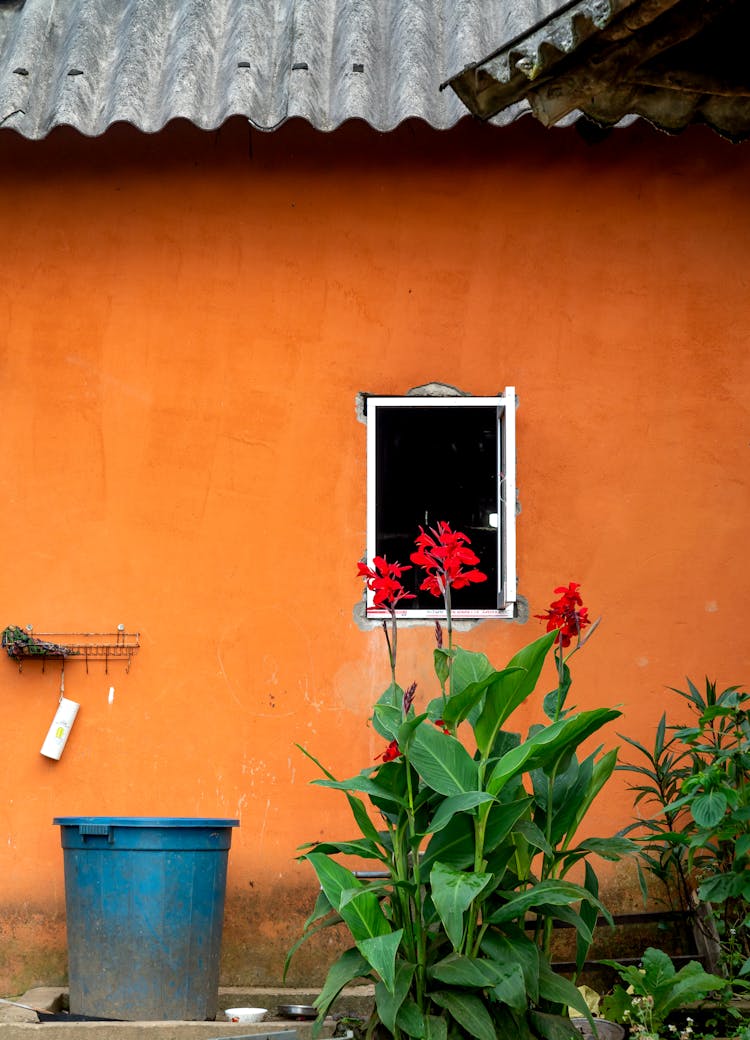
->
[365, 388, 517, 620]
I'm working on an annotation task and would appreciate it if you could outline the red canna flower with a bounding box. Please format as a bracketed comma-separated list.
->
[376, 739, 401, 762]
[358, 556, 416, 611]
[434, 718, 451, 736]
[410, 521, 487, 599]
[534, 582, 591, 648]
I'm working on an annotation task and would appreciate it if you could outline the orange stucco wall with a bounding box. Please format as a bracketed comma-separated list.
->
[0, 115, 748, 993]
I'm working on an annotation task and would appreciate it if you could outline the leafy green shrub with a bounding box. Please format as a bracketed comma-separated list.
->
[601, 947, 728, 1038]
[621, 680, 750, 988]
[288, 525, 633, 1040]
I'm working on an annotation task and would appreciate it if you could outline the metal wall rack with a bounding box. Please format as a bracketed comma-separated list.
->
[2, 626, 139, 673]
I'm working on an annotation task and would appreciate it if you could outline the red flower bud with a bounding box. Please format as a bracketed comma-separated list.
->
[402, 682, 417, 715]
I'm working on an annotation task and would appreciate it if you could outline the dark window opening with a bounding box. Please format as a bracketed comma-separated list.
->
[366, 391, 516, 620]
[375, 405, 498, 610]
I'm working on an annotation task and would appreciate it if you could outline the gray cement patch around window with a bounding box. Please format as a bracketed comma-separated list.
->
[352, 595, 529, 632]
[356, 381, 470, 424]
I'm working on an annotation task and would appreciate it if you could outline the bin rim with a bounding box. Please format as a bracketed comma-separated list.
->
[53, 816, 239, 827]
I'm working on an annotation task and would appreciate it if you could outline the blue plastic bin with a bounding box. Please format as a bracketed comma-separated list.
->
[53, 816, 239, 1021]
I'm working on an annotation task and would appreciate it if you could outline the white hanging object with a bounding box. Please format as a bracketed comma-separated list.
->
[40, 698, 79, 760]
[40, 666, 79, 760]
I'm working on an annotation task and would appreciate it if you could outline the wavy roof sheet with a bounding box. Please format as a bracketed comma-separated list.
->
[0, 0, 582, 139]
[443, 0, 750, 141]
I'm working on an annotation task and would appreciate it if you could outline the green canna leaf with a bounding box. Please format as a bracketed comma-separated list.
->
[528, 1010, 582, 1039]
[429, 862, 493, 950]
[357, 929, 403, 993]
[313, 773, 406, 807]
[481, 928, 540, 1003]
[488, 879, 610, 925]
[576, 861, 599, 977]
[374, 959, 415, 1032]
[449, 647, 495, 698]
[538, 959, 594, 1020]
[303, 837, 388, 862]
[410, 723, 478, 796]
[313, 947, 373, 1034]
[433, 647, 453, 686]
[429, 953, 501, 987]
[429, 792, 497, 835]
[475, 632, 556, 756]
[421, 814, 475, 873]
[430, 990, 496, 1040]
[371, 683, 403, 739]
[306, 853, 391, 942]
[487, 709, 620, 796]
[423, 1014, 447, 1040]
[396, 998, 426, 1039]
[483, 796, 533, 857]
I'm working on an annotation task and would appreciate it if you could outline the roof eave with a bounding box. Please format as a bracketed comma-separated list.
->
[443, 0, 750, 139]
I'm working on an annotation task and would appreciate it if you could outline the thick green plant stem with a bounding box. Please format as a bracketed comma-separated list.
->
[464, 759, 491, 956]
[538, 760, 561, 957]
[382, 613, 398, 688]
[388, 786, 419, 974]
[444, 583, 452, 656]
[404, 753, 427, 1008]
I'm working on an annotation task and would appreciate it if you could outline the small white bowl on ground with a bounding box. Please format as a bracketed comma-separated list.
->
[224, 1007, 268, 1024]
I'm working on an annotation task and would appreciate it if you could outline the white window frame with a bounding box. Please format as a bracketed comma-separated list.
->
[366, 387, 517, 621]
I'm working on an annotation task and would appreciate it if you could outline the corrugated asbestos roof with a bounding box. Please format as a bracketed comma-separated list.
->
[0, 0, 588, 139]
[443, 0, 750, 141]
[5, 0, 739, 141]
[443, 0, 631, 114]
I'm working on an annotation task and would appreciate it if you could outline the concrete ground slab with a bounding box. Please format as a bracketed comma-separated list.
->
[0, 1027, 312, 1040]
[0, 987, 375, 1040]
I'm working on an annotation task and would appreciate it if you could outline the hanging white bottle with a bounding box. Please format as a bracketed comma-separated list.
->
[40, 698, 80, 760]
